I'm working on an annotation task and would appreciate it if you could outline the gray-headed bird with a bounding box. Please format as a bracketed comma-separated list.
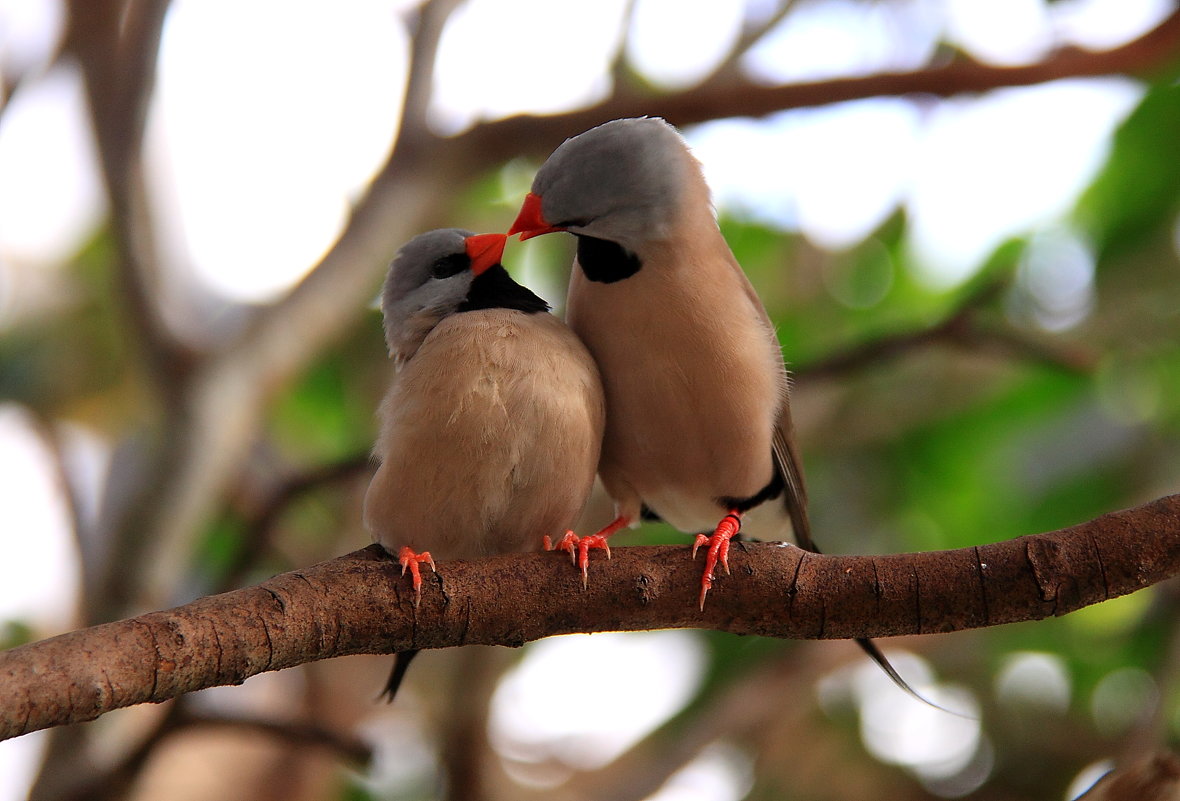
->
[365, 229, 604, 700]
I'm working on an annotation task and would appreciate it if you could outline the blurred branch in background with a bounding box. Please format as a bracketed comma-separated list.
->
[798, 276, 1099, 382]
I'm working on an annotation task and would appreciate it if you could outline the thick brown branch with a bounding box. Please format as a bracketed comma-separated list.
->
[3, 494, 1179, 743]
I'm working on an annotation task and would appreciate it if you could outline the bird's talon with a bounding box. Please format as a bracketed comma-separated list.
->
[695, 512, 741, 610]
[397, 546, 435, 607]
[551, 531, 611, 584]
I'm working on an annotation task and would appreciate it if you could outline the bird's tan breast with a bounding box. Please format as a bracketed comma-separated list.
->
[566, 235, 786, 532]
[364, 310, 604, 558]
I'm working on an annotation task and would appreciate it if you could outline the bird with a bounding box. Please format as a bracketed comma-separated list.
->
[506, 117, 925, 702]
[363, 228, 604, 700]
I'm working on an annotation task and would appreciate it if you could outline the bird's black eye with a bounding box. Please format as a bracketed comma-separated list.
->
[430, 253, 469, 280]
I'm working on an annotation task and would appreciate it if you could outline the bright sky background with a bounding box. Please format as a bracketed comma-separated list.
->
[0, 0, 1174, 798]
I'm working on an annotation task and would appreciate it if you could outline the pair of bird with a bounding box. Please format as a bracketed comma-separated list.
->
[364, 117, 917, 703]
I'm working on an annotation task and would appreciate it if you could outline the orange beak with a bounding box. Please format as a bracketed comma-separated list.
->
[464, 232, 508, 276]
[508, 192, 563, 240]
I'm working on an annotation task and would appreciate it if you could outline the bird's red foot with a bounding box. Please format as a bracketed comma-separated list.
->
[692, 511, 741, 610]
[398, 546, 436, 607]
[545, 530, 611, 587]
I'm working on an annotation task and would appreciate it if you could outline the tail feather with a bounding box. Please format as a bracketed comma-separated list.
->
[772, 417, 952, 713]
[380, 650, 420, 703]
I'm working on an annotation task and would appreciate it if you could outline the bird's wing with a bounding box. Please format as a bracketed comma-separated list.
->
[771, 406, 816, 552]
[721, 248, 817, 552]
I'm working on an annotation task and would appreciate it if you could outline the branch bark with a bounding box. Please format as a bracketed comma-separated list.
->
[3, 494, 1179, 743]
[447, 8, 1180, 165]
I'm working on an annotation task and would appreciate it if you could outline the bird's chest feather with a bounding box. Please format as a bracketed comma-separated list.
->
[567, 250, 784, 502]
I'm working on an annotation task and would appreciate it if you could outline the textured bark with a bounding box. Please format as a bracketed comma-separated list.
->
[2, 494, 1178, 742]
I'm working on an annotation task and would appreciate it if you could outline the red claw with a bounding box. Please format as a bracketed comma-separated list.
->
[546, 530, 611, 588]
[693, 511, 741, 610]
[398, 546, 436, 607]
[542, 515, 630, 587]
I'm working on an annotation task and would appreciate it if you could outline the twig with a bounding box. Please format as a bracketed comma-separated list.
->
[399, 0, 464, 139]
[46, 699, 371, 801]
[217, 454, 373, 593]
[706, 0, 798, 82]
[66, 0, 191, 393]
[798, 279, 1095, 380]
[3, 493, 1179, 742]
[448, 8, 1180, 166]
[180, 710, 372, 765]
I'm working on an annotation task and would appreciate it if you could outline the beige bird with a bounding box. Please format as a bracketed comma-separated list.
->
[508, 117, 923, 701]
[364, 228, 604, 699]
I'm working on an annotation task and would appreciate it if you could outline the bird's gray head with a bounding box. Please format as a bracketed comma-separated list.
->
[380, 228, 506, 364]
[511, 118, 693, 253]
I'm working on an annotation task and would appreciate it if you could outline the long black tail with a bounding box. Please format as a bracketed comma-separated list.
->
[380, 650, 420, 703]
[770, 427, 961, 714]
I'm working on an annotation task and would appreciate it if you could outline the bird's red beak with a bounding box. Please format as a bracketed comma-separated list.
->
[464, 232, 507, 276]
[508, 192, 563, 241]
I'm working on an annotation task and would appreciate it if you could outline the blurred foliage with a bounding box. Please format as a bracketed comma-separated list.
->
[1079, 82, 1180, 260]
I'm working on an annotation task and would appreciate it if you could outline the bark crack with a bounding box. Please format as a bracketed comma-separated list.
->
[258, 616, 275, 672]
[133, 619, 162, 700]
[871, 558, 882, 618]
[1088, 530, 1111, 598]
[787, 550, 806, 619]
[913, 566, 923, 635]
[211, 622, 224, 680]
[974, 546, 991, 626]
[460, 597, 473, 646]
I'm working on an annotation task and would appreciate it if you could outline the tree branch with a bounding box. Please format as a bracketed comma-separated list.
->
[3, 494, 1178, 743]
[448, 8, 1180, 165]
[798, 279, 1096, 381]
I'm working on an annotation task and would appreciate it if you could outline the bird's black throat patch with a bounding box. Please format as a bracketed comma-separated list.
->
[575, 235, 642, 283]
[458, 265, 550, 314]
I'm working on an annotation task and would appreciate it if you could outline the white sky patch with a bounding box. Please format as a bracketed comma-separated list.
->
[0, 405, 79, 628]
[0, 64, 104, 267]
[149, 0, 406, 303]
[430, 0, 630, 134]
[994, 651, 1072, 713]
[0, 0, 62, 74]
[743, 0, 944, 84]
[626, 0, 745, 89]
[0, 732, 45, 801]
[643, 742, 754, 801]
[1012, 227, 1096, 332]
[944, 0, 1054, 66]
[1051, 0, 1176, 51]
[850, 651, 982, 780]
[490, 631, 706, 772]
[693, 98, 921, 250]
[905, 78, 1142, 288]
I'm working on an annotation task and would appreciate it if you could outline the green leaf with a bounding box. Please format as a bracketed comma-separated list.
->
[1076, 82, 1180, 259]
